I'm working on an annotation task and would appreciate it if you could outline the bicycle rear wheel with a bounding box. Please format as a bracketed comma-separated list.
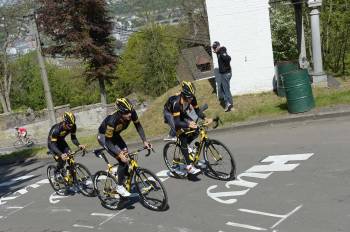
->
[204, 139, 236, 181]
[163, 142, 187, 178]
[73, 163, 95, 197]
[134, 168, 168, 211]
[94, 171, 120, 210]
[47, 165, 66, 195]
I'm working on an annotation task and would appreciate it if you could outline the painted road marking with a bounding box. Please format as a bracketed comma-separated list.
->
[1, 202, 34, 219]
[238, 205, 303, 229]
[91, 213, 114, 217]
[49, 192, 69, 204]
[0, 175, 34, 187]
[207, 153, 314, 204]
[51, 208, 72, 213]
[72, 224, 94, 229]
[225, 222, 267, 231]
[0, 179, 49, 206]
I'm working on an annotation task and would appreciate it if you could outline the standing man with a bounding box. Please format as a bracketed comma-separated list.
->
[212, 41, 234, 112]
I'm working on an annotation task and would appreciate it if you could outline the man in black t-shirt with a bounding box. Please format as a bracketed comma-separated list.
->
[212, 41, 234, 112]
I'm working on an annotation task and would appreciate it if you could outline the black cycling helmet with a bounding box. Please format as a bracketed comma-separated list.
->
[181, 81, 195, 99]
[63, 111, 76, 125]
[115, 98, 133, 114]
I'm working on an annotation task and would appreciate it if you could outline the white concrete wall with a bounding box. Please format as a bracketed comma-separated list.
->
[206, 0, 275, 95]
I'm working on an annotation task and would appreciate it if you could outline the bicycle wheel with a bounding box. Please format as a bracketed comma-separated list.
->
[204, 139, 236, 181]
[134, 168, 168, 211]
[13, 139, 24, 147]
[163, 142, 187, 178]
[94, 171, 120, 210]
[73, 163, 95, 197]
[47, 165, 66, 195]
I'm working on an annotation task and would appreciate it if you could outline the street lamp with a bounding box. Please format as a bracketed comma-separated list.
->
[308, 0, 328, 86]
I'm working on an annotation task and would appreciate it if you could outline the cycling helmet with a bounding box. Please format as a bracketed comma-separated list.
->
[115, 98, 133, 114]
[181, 81, 195, 99]
[63, 112, 76, 125]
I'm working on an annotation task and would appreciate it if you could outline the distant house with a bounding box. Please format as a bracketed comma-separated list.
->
[176, 46, 214, 82]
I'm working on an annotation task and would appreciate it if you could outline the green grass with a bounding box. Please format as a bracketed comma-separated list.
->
[75, 77, 350, 145]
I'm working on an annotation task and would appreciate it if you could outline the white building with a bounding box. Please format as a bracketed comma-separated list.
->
[206, 0, 275, 95]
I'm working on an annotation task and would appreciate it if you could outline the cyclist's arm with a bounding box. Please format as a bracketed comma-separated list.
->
[192, 97, 205, 119]
[70, 125, 80, 147]
[132, 111, 147, 142]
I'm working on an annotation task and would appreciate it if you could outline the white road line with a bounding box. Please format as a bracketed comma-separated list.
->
[7, 201, 34, 216]
[51, 208, 72, 213]
[0, 175, 34, 187]
[226, 222, 267, 231]
[271, 205, 303, 229]
[156, 170, 171, 182]
[99, 209, 127, 226]
[239, 208, 287, 218]
[72, 224, 94, 229]
[0, 216, 3, 219]
[91, 213, 114, 217]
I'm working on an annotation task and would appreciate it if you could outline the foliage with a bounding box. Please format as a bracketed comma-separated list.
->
[114, 24, 181, 97]
[37, 0, 117, 104]
[320, 0, 350, 75]
[10, 52, 99, 111]
[270, 5, 299, 62]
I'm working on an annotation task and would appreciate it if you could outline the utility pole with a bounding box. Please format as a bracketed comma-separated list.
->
[308, 0, 328, 86]
[29, 11, 56, 125]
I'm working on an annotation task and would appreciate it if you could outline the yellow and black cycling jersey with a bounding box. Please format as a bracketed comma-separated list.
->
[47, 122, 80, 155]
[98, 109, 146, 155]
[164, 95, 204, 130]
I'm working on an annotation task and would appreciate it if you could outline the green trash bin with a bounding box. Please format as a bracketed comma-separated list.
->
[282, 69, 315, 113]
[276, 62, 299, 97]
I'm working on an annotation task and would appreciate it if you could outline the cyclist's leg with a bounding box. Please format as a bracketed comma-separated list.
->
[178, 134, 192, 165]
[114, 135, 128, 186]
[48, 142, 66, 173]
[163, 109, 176, 137]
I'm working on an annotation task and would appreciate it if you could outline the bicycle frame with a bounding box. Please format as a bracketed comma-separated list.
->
[96, 148, 149, 192]
[176, 118, 221, 164]
[55, 149, 84, 185]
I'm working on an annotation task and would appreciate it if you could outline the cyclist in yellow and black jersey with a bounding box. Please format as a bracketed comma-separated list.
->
[48, 112, 85, 173]
[97, 98, 152, 197]
[163, 81, 208, 175]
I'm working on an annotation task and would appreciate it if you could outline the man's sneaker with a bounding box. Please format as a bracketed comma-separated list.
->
[186, 165, 201, 175]
[164, 135, 177, 141]
[116, 185, 131, 197]
[224, 103, 233, 112]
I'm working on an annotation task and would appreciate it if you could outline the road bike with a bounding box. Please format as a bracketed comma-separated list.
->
[13, 134, 37, 147]
[47, 149, 95, 196]
[93, 147, 168, 211]
[163, 116, 236, 180]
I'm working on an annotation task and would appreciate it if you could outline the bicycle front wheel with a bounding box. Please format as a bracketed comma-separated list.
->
[163, 142, 187, 179]
[47, 165, 66, 195]
[134, 168, 168, 211]
[13, 139, 24, 147]
[204, 139, 236, 181]
[94, 171, 120, 210]
[73, 163, 95, 197]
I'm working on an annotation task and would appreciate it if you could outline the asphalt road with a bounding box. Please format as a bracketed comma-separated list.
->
[1, 116, 350, 232]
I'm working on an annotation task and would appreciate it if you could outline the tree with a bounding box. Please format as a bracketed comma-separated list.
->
[0, 1, 28, 113]
[270, 4, 299, 62]
[37, 0, 117, 105]
[116, 24, 180, 97]
[320, 0, 350, 75]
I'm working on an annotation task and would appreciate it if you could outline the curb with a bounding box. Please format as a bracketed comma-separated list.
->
[138, 106, 350, 145]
